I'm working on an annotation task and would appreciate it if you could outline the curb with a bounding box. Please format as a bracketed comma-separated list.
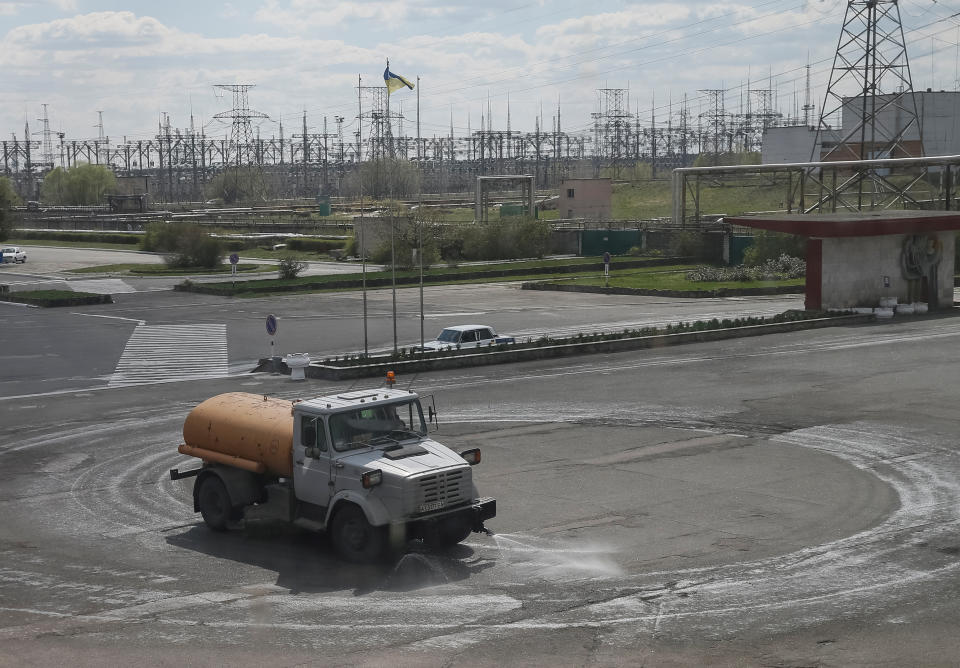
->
[521, 282, 805, 298]
[258, 314, 875, 380]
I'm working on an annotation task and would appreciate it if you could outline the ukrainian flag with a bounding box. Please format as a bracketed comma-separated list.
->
[384, 62, 415, 95]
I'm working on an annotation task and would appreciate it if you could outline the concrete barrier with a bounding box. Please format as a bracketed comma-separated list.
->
[257, 314, 876, 380]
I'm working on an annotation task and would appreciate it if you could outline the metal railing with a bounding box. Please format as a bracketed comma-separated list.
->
[672, 154, 960, 226]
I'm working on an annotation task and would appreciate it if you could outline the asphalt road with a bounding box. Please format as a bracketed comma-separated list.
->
[2, 246, 959, 665]
[0, 245, 376, 295]
[2, 293, 960, 665]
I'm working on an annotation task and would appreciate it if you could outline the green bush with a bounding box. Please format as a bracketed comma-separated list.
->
[143, 221, 223, 268]
[286, 238, 346, 253]
[343, 236, 358, 257]
[372, 221, 440, 269]
[14, 230, 141, 245]
[626, 245, 663, 258]
[742, 230, 806, 266]
[3, 289, 112, 307]
[669, 230, 705, 259]
[142, 221, 182, 252]
[443, 218, 551, 262]
[278, 255, 307, 279]
[0, 176, 20, 242]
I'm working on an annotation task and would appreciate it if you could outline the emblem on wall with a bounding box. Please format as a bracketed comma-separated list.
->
[901, 234, 942, 307]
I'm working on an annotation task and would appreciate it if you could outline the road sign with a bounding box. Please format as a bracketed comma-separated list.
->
[266, 314, 278, 336]
[229, 253, 240, 265]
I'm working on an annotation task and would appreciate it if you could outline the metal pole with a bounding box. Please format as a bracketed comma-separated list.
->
[392, 218, 397, 354]
[417, 76, 425, 350]
[358, 74, 368, 356]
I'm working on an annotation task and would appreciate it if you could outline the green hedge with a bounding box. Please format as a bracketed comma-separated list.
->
[14, 230, 143, 245]
[285, 237, 347, 252]
[2, 289, 113, 307]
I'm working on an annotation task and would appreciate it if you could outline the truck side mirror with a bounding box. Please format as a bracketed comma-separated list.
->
[428, 406, 436, 423]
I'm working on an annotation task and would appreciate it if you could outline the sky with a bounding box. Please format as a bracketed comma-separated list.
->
[3, 0, 960, 146]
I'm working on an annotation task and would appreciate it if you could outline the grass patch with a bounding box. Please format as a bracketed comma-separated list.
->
[176, 258, 687, 297]
[3, 289, 112, 307]
[612, 177, 789, 219]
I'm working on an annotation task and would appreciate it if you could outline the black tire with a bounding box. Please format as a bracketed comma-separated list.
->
[427, 513, 473, 549]
[331, 504, 385, 563]
[197, 476, 232, 531]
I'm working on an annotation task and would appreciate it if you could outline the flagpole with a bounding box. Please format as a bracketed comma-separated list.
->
[358, 73, 368, 356]
[387, 62, 399, 354]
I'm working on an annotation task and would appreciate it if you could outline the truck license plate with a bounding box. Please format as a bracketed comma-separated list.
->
[418, 500, 444, 513]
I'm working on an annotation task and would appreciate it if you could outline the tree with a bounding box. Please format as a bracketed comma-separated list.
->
[206, 167, 269, 204]
[0, 176, 20, 242]
[142, 221, 223, 268]
[41, 164, 116, 205]
[340, 158, 421, 199]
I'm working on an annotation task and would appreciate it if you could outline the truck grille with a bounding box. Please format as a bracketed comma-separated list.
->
[414, 469, 468, 513]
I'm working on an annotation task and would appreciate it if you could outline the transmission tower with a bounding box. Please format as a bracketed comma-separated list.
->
[359, 85, 389, 159]
[594, 88, 632, 175]
[212, 84, 269, 166]
[813, 0, 922, 162]
[802, 63, 815, 127]
[38, 104, 54, 169]
[698, 89, 727, 162]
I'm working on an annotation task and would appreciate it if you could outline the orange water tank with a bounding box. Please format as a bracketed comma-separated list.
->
[181, 392, 294, 476]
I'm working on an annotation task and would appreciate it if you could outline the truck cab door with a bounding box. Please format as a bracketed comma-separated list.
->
[293, 415, 332, 509]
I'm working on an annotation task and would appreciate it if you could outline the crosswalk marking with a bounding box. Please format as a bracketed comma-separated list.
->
[109, 324, 228, 387]
[69, 279, 137, 294]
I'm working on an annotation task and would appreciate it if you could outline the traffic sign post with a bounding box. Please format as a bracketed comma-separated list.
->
[230, 253, 239, 286]
[266, 314, 279, 369]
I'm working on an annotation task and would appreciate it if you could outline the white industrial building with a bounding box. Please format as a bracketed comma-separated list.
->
[762, 90, 960, 164]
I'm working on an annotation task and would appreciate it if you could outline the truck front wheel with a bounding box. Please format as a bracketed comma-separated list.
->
[198, 476, 233, 531]
[426, 513, 473, 549]
[331, 505, 384, 563]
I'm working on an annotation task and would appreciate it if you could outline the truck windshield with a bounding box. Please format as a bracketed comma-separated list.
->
[329, 399, 427, 452]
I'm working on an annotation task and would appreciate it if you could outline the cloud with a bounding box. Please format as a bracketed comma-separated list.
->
[6, 11, 171, 49]
[253, 0, 458, 31]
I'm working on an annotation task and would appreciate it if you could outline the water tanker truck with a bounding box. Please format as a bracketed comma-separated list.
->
[170, 387, 496, 562]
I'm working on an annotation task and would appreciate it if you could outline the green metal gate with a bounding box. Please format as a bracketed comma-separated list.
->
[580, 230, 642, 256]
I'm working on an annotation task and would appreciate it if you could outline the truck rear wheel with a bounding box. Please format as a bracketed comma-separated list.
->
[331, 505, 384, 563]
[198, 476, 233, 531]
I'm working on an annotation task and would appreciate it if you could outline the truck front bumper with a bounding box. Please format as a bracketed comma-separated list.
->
[471, 497, 496, 533]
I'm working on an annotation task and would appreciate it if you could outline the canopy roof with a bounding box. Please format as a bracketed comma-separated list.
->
[725, 210, 960, 237]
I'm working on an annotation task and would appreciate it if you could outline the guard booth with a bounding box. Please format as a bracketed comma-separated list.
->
[725, 210, 960, 311]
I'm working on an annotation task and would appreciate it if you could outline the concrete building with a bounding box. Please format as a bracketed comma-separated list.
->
[728, 211, 959, 311]
[558, 178, 612, 220]
[761, 90, 960, 164]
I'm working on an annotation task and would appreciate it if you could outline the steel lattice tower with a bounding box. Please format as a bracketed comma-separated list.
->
[594, 88, 632, 175]
[814, 0, 922, 162]
[213, 84, 269, 166]
[359, 86, 389, 159]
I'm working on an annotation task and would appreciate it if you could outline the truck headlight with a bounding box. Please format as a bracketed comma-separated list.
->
[361, 469, 383, 489]
[460, 448, 481, 465]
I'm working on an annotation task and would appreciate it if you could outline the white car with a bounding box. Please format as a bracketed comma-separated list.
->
[421, 324, 516, 351]
[0, 246, 26, 264]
